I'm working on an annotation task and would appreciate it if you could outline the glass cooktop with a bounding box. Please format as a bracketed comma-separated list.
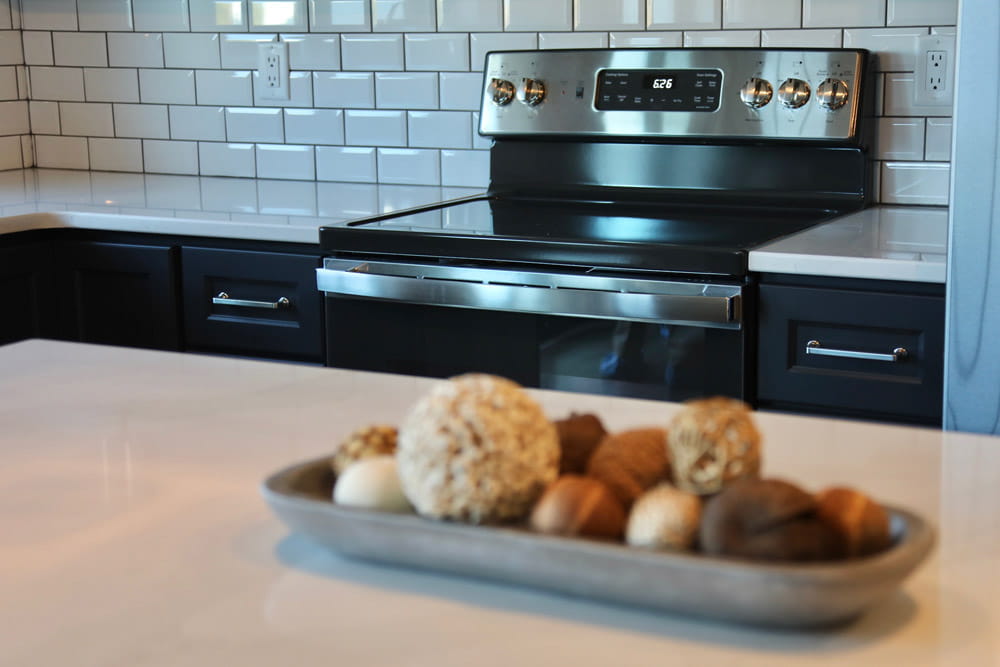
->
[320, 196, 838, 278]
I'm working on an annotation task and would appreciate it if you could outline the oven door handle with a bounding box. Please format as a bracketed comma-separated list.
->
[317, 260, 741, 330]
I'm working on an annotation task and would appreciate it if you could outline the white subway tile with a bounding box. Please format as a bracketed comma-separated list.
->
[29, 100, 60, 134]
[761, 29, 842, 48]
[30, 67, 85, 101]
[803, 0, 884, 28]
[344, 109, 407, 146]
[59, 102, 114, 136]
[405, 33, 469, 72]
[108, 33, 164, 68]
[883, 73, 952, 117]
[309, 0, 371, 31]
[609, 31, 682, 47]
[201, 176, 257, 211]
[90, 172, 146, 206]
[257, 143, 314, 179]
[190, 0, 248, 31]
[0, 65, 14, 99]
[35, 135, 88, 168]
[0, 136, 23, 170]
[169, 105, 226, 140]
[252, 70, 313, 106]
[196, 70, 253, 106]
[684, 30, 760, 47]
[143, 139, 199, 174]
[164, 33, 221, 69]
[79, 0, 133, 30]
[22, 32, 53, 66]
[84, 68, 140, 103]
[470, 33, 537, 71]
[844, 28, 926, 72]
[0, 100, 27, 134]
[114, 103, 170, 139]
[143, 174, 201, 208]
[880, 162, 950, 205]
[379, 186, 444, 213]
[226, 106, 285, 142]
[376, 72, 439, 109]
[282, 34, 340, 70]
[221, 33, 275, 69]
[0, 32, 23, 65]
[888, 0, 957, 27]
[52, 33, 107, 67]
[504, 0, 571, 30]
[139, 69, 196, 105]
[341, 33, 404, 71]
[876, 117, 925, 160]
[408, 110, 471, 148]
[438, 0, 501, 30]
[249, 0, 308, 31]
[723, 0, 799, 28]
[575, 0, 643, 30]
[538, 32, 609, 49]
[925, 118, 952, 161]
[439, 72, 482, 110]
[316, 181, 378, 218]
[314, 72, 375, 108]
[284, 108, 344, 144]
[16, 65, 26, 100]
[199, 142, 256, 177]
[316, 145, 377, 182]
[372, 0, 436, 31]
[440, 149, 489, 187]
[21, 0, 77, 31]
[930, 25, 956, 37]
[471, 112, 490, 148]
[89, 138, 143, 172]
[258, 179, 318, 215]
[377, 148, 440, 185]
[646, 0, 721, 30]
[0, 7, 10, 32]
[133, 0, 191, 31]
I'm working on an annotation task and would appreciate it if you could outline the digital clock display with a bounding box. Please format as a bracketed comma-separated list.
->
[644, 75, 675, 90]
[596, 68, 722, 112]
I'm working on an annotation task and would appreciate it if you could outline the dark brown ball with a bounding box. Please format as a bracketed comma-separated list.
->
[700, 478, 848, 562]
[554, 412, 607, 475]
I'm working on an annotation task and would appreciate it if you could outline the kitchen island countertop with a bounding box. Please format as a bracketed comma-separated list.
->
[1, 339, 996, 666]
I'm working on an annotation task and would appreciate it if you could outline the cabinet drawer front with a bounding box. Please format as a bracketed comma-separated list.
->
[757, 284, 944, 423]
[182, 247, 322, 362]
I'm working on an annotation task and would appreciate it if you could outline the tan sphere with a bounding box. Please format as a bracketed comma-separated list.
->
[667, 397, 761, 495]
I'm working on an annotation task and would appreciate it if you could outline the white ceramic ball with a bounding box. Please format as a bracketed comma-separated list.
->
[333, 455, 413, 513]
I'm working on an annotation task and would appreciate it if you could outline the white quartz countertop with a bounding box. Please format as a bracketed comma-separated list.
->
[2, 339, 998, 666]
[749, 206, 949, 283]
[0, 169, 949, 282]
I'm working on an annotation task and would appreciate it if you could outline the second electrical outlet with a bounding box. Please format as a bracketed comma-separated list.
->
[258, 41, 290, 101]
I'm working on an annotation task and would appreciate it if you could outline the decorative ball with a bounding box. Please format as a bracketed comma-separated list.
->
[816, 486, 892, 557]
[667, 397, 761, 495]
[530, 475, 626, 540]
[626, 483, 702, 551]
[333, 455, 413, 513]
[585, 427, 671, 509]
[330, 423, 398, 475]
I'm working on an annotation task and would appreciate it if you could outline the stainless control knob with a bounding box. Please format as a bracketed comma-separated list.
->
[816, 78, 850, 110]
[521, 78, 546, 106]
[777, 78, 811, 109]
[739, 77, 773, 109]
[488, 78, 515, 106]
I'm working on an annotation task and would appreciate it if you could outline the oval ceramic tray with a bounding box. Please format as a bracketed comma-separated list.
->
[261, 457, 934, 629]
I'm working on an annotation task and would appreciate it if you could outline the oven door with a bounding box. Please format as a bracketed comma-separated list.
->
[317, 259, 748, 402]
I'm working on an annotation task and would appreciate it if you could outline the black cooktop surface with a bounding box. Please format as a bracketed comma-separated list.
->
[320, 196, 838, 278]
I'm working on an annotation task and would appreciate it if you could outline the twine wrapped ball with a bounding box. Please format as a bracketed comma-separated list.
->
[330, 424, 398, 475]
[396, 374, 560, 524]
[666, 397, 761, 495]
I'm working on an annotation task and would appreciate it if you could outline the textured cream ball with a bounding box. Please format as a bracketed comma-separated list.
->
[626, 483, 702, 550]
[333, 455, 413, 513]
[396, 374, 559, 524]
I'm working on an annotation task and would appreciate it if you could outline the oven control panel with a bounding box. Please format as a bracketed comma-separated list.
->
[479, 48, 870, 142]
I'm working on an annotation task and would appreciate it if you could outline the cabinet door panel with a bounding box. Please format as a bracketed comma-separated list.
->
[0, 242, 57, 345]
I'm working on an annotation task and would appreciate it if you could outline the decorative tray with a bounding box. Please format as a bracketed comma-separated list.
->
[261, 456, 934, 629]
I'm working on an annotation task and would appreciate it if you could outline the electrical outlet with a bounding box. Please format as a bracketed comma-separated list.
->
[913, 34, 955, 107]
[258, 41, 289, 101]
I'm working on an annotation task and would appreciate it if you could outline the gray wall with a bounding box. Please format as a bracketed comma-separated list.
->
[944, 0, 1000, 433]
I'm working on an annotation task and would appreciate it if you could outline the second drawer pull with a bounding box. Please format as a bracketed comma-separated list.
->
[213, 292, 291, 310]
[805, 339, 907, 363]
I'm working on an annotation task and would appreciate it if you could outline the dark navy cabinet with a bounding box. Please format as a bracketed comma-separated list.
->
[0, 241, 57, 346]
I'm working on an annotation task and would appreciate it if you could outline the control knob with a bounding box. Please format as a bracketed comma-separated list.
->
[488, 78, 515, 106]
[521, 78, 546, 106]
[777, 78, 811, 109]
[739, 77, 773, 109]
[816, 78, 850, 110]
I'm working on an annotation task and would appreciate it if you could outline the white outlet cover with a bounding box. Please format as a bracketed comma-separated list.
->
[913, 34, 955, 108]
[258, 40, 290, 100]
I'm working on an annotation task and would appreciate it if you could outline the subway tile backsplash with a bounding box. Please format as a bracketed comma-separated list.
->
[0, 0, 957, 204]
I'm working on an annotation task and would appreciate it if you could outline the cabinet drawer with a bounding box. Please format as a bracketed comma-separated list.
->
[757, 284, 944, 423]
[182, 247, 323, 362]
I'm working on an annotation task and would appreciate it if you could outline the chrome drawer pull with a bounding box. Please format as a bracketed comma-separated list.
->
[213, 292, 291, 310]
[805, 340, 907, 362]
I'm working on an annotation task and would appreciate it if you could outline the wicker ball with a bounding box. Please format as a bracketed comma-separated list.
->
[667, 397, 761, 495]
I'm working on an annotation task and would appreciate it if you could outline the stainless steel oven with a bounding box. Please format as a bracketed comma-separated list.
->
[317, 47, 876, 403]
